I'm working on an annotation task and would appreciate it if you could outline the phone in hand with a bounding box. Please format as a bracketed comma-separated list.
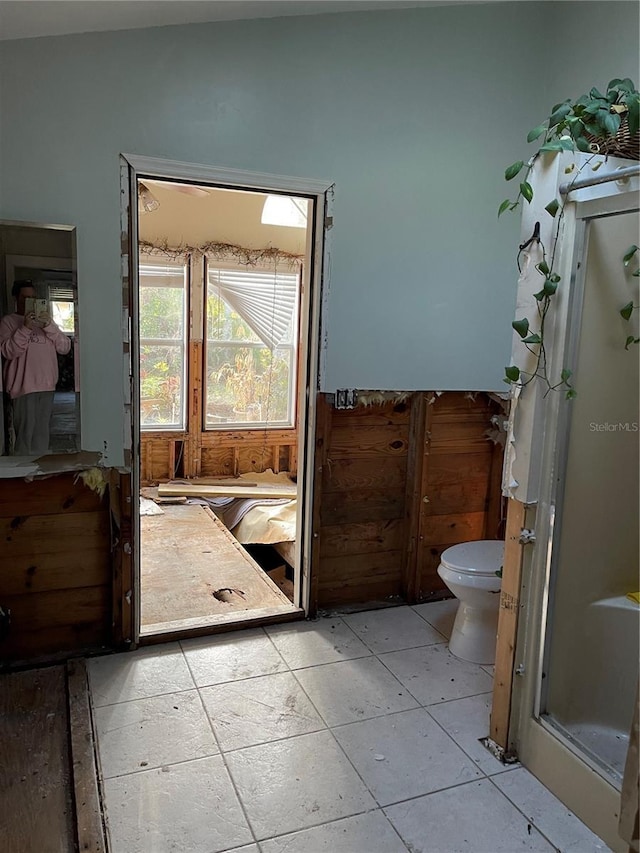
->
[25, 297, 49, 321]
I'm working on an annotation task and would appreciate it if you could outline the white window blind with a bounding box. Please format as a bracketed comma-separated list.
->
[208, 266, 298, 351]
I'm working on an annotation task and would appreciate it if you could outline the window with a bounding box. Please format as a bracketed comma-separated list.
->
[47, 280, 75, 334]
[205, 262, 299, 429]
[139, 258, 188, 430]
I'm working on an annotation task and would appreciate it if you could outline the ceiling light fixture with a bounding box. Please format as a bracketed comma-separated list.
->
[138, 182, 160, 214]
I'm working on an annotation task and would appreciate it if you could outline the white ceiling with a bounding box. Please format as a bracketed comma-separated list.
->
[0, 1, 462, 42]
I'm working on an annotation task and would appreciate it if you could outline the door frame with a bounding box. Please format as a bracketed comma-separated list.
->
[119, 153, 333, 644]
[507, 179, 640, 850]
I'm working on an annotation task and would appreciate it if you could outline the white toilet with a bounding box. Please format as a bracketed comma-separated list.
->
[437, 540, 504, 665]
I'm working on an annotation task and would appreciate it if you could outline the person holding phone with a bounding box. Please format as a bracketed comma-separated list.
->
[0, 279, 71, 455]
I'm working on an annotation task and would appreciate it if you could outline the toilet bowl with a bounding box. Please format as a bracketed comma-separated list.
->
[437, 540, 504, 665]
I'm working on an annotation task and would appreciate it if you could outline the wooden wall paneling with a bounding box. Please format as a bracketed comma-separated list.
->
[110, 471, 134, 648]
[309, 393, 332, 616]
[403, 392, 429, 603]
[200, 446, 235, 477]
[0, 474, 113, 663]
[316, 398, 410, 608]
[320, 518, 404, 558]
[320, 486, 407, 526]
[0, 474, 105, 517]
[485, 437, 506, 539]
[414, 392, 504, 601]
[491, 497, 526, 750]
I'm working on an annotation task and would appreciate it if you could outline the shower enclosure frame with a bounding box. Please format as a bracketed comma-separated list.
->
[506, 160, 639, 851]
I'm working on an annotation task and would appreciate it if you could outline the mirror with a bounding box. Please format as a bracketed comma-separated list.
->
[0, 220, 79, 468]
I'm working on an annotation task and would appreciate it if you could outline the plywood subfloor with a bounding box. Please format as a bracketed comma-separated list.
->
[0, 662, 105, 853]
[141, 503, 296, 633]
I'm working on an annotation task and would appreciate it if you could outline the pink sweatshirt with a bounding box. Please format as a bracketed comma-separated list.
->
[0, 313, 71, 399]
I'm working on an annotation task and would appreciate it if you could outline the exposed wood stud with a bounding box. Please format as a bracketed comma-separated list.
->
[491, 497, 527, 750]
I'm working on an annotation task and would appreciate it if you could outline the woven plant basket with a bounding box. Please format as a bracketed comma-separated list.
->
[585, 115, 640, 161]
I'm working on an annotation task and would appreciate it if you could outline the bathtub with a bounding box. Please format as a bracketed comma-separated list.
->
[548, 595, 639, 782]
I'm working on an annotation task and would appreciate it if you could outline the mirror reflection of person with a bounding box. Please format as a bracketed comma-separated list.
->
[0, 280, 71, 455]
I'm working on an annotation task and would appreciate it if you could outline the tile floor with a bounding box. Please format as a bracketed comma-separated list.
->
[87, 600, 609, 853]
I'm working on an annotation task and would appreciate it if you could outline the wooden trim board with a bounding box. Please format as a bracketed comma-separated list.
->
[491, 497, 527, 750]
[158, 481, 297, 499]
[67, 660, 107, 853]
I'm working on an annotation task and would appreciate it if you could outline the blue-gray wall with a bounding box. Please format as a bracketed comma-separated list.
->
[0, 2, 637, 464]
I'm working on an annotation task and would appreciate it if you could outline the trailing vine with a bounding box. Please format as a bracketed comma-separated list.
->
[499, 78, 640, 399]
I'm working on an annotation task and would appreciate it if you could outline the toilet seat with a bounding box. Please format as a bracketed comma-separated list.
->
[440, 540, 504, 577]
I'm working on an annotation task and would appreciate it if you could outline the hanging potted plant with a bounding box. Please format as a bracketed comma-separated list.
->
[499, 78, 640, 398]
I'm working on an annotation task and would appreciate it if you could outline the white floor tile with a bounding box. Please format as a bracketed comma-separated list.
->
[493, 768, 609, 852]
[88, 644, 194, 707]
[260, 811, 408, 853]
[94, 690, 218, 778]
[385, 778, 555, 853]
[333, 708, 482, 806]
[294, 657, 419, 727]
[412, 599, 459, 640]
[427, 693, 514, 775]
[181, 628, 287, 687]
[226, 730, 376, 840]
[265, 617, 371, 669]
[103, 755, 253, 853]
[343, 606, 446, 654]
[380, 643, 493, 706]
[200, 671, 325, 752]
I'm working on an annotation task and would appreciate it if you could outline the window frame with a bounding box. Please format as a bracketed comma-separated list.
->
[138, 256, 189, 432]
[203, 258, 300, 431]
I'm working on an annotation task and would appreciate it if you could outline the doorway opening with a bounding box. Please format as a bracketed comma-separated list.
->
[123, 159, 330, 642]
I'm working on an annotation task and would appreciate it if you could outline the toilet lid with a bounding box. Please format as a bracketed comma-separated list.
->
[440, 540, 504, 575]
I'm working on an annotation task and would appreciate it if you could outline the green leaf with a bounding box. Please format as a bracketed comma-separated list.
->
[633, 269, 640, 277]
[620, 301, 634, 321]
[533, 289, 546, 301]
[549, 273, 561, 284]
[545, 198, 560, 218]
[575, 136, 592, 153]
[522, 333, 542, 344]
[623, 245, 639, 266]
[625, 336, 640, 350]
[505, 161, 524, 181]
[543, 279, 558, 296]
[601, 111, 621, 136]
[584, 100, 607, 115]
[590, 87, 605, 100]
[537, 260, 549, 275]
[505, 365, 520, 382]
[607, 78, 622, 90]
[539, 141, 564, 153]
[512, 318, 530, 338]
[566, 389, 578, 400]
[549, 103, 572, 127]
[498, 199, 511, 218]
[561, 368, 572, 382]
[627, 97, 640, 136]
[527, 124, 547, 143]
[618, 78, 636, 93]
[520, 181, 534, 203]
[584, 121, 602, 136]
